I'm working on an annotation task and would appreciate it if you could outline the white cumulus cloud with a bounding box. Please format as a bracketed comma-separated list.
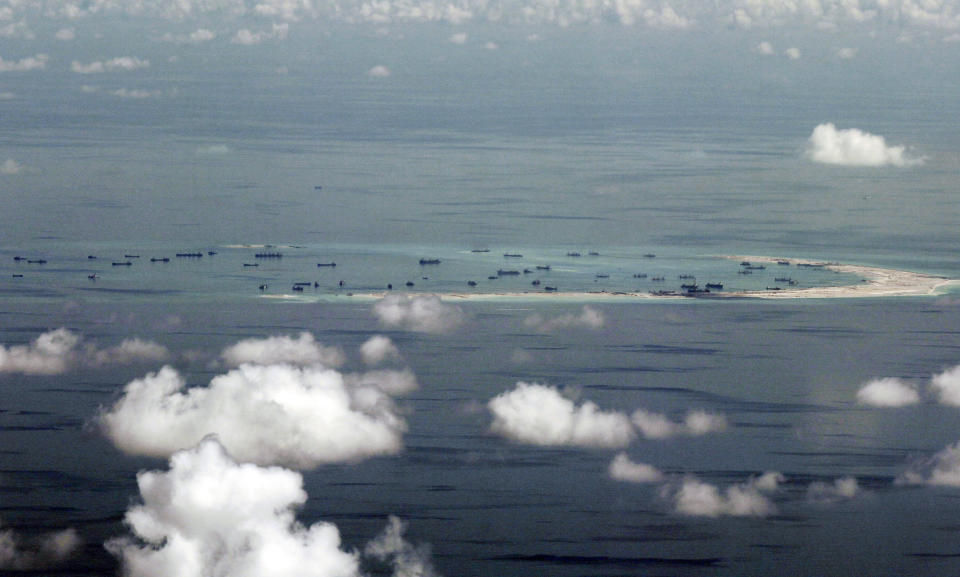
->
[1, 158, 22, 174]
[105, 437, 362, 577]
[488, 382, 635, 448]
[0, 54, 47, 72]
[71, 57, 150, 73]
[0, 523, 81, 570]
[806, 123, 924, 167]
[0, 329, 169, 375]
[666, 473, 782, 517]
[807, 476, 860, 503]
[608, 452, 664, 483]
[97, 361, 410, 468]
[898, 440, 960, 487]
[523, 305, 605, 332]
[360, 335, 401, 366]
[365, 516, 439, 577]
[0, 328, 81, 375]
[930, 364, 960, 406]
[630, 408, 728, 439]
[221, 332, 345, 368]
[373, 294, 464, 333]
[856, 377, 920, 407]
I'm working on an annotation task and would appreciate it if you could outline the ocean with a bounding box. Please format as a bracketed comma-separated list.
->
[2, 25, 960, 577]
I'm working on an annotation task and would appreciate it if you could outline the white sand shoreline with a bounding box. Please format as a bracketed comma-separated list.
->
[264, 256, 959, 302]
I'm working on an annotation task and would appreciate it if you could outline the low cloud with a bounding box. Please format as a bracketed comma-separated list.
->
[106, 438, 362, 577]
[195, 144, 230, 155]
[97, 360, 411, 468]
[488, 382, 635, 448]
[1, 158, 21, 174]
[365, 516, 439, 577]
[373, 295, 464, 333]
[930, 364, 960, 406]
[87, 338, 170, 366]
[524, 305, 605, 332]
[71, 57, 150, 74]
[232, 23, 289, 45]
[367, 65, 391, 78]
[221, 332, 345, 368]
[897, 440, 960, 487]
[0, 54, 47, 72]
[0, 523, 81, 570]
[106, 439, 438, 577]
[807, 476, 860, 503]
[665, 473, 783, 517]
[161, 28, 215, 44]
[360, 335, 401, 366]
[0, 329, 168, 375]
[856, 377, 920, 407]
[631, 408, 727, 439]
[608, 452, 664, 483]
[755, 41, 774, 54]
[806, 123, 924, 167]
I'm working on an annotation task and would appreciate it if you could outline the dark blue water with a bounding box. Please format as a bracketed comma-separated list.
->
[2, 25, 960, 577]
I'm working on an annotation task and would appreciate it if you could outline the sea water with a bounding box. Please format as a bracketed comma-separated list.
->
[3, 30, 960, 576]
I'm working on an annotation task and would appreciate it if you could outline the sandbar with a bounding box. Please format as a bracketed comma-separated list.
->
[267, 256, 959, 302]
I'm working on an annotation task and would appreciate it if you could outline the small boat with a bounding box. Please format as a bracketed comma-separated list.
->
[176, 252, 203, 258]
[531, 280, 541, 286]
[406, 281, 415, 287]
[776, 260, 790, 266]
[13, 256, 24, 261]
[680, 282, 698, 290]
[595, 273, 609, 279]
[471, 249, 490, 253]
[88, 274, 98, 279]
[740, 261, 751, 266]
[27, 259, 47, 264]
[150, 257, 171, 262]
[258, 284, 267, 290]
[651, 276, 665, 282]
[705, 282, 723, 289]
[535, 265, 551, 270]
[112, 261, 132, 266]
[317, 262, 337, 267]
[243, 263, 259, 267]
[633, 273, 647, 278]
[293, 282, 312, 286]
[419, 258, 441, 265]
[588, 251, 600, 256]
[292, 285, 304, 292]
[567, 252, 581, 257]
[523, 269, 532, 274]
[643, 253, 656, 258]
[488, 275, 498, 280]
[467, 280, 477, 286]
[678, 274, 696, 279]
[497, 269, 520, 276]
[255, 252, 282, 258]
[208, 251, 217, 256]
[544, 286, 557, 292]
[503, 253, 523, 258]
[124, 254, 140, 258]
[12, 274, 24, 278]
[87, 255, 98, 260]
